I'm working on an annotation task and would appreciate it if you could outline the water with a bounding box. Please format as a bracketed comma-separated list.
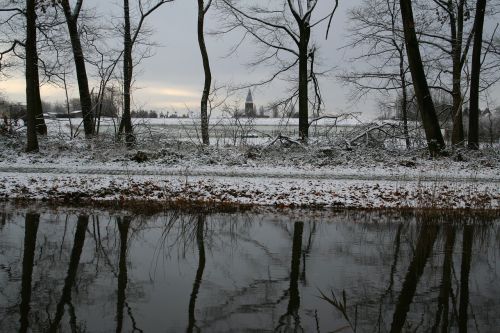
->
[0, 206, 498, 332]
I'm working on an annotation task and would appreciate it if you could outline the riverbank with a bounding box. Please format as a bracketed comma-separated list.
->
[0, 135, 498, 209]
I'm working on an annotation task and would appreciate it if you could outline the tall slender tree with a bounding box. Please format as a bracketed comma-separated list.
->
[400, 0, 445, 155]
[197, 0, 212, 145]
[120, 0, 173, 145]
[468, 0, 487, 150]
[445, 0, 474, 146]
[122, 0, 134, 145]
[25, 0, 41, 152]
[60, 0, 94, 137]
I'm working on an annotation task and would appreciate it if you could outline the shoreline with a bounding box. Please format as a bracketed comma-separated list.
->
[1, 170, 498, 210]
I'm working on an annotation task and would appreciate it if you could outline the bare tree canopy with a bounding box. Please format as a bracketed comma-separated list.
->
[218, 0, 339, 140]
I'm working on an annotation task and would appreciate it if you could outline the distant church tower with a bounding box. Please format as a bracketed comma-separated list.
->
[245, 90, 255, 117]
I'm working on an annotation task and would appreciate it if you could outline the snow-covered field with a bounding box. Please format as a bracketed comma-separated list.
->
[38, 116, 415, 146]
[0, 128, 498, 209]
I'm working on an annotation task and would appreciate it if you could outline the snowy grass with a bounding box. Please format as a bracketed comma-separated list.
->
[0, 126, 498, 209]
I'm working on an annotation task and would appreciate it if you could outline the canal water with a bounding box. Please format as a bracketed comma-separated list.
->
[0, 206, 498, 332]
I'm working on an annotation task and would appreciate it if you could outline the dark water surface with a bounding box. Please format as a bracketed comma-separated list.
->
[0, 206, 498, 332]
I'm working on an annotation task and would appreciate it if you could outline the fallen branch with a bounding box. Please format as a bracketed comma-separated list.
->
[307, 113, 360, 129]
[266, 133, 303, 147]
[348, 122, 399, 146]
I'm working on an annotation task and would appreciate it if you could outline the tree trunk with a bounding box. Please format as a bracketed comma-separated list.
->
[468, 0, 486, 150]
[25, 0, 40, 152]
[33, 74, 47, 135]
[451, 0, 465, 146]
[197, 0, 211, 145]
[399, 49, 410, 150]
[399, 0, 445, 155]
[298, 26, 310, 141]
[61, 0, 94, 137]
[122, 0, 134, 145]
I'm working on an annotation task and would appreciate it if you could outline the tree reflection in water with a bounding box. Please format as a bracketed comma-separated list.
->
[432, 225, 456, 333]
[116, 216, 130, 333]
[458, 224, 474, 333]
[0, 207, 498, 332]
[19, 213, 39, 333]
[276, 221, 304, 332]
[48, 215, 89, 333]
[390, 223, 439, 332]
[187, 215, 206, 333]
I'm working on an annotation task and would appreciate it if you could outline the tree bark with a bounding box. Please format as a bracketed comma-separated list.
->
[197, 0, 211, 145]
[25, 0, 40, 152]
[33, 73, 47, 135]
[61, 0, 94, 137]
[400, 0, 445, 155]
[468, 0, 486, 150]
[122, 0, 134, 145]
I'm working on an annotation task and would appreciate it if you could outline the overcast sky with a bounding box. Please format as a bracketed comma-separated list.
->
[0, 0, 498, 118]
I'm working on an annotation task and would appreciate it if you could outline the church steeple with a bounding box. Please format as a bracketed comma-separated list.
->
[245, 90, 255, 117]
[246, 89, 253, 103]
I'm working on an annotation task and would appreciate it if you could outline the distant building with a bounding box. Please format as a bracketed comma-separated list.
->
[245, 90, 256, 117]
[272, 105, 279, 118]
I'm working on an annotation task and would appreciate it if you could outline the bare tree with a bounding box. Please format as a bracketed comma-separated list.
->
[413, 0, 500, 147]
[400, 0, 445, 155]
[121, 0, 173, 146]
[1, 0, 76, 143]
[342, 0, 411, 149]
[219, 0, 339, 141]
[468, 0, 487, 149]
[197, 0, 212, 145]
[438, 0, 474, 146]
[411, 0, 476, 146]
